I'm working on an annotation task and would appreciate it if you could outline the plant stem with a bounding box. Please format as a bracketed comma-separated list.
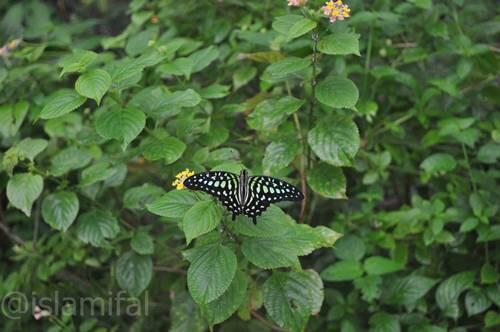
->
[308, 29, 319, 168]
[0, 220, 25, 245]
[362, 25, 374, 98]
[286, 81, 308, 223]
[32, 196, 41, 250]
[153, 266, 187, 275]
[461, 143, 477, 193]
[251, 311, 288, 332]
[293, 112, 308, 223]
[0, 196, 26, 245]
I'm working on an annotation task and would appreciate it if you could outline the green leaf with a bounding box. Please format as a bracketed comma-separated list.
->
[157, 58, 193, 78]
[123, 183, 165, 210]
[354, 275, 382, 302]
[141, 136, 186, 164]
[40, 89, 87, 119]
[170, 292, 207, 332]
[7, 173, 43, 217]
[240, 217, 341, 270]
[41, 191, 79, 232]
[211, 161, 245, 174]
[420, 153, 457, 174]
[15, 138, 48, 161]
[477, 225, 500, 243]
[383, 275, 438, 306]
[409, 0, 433, 9]
[58, 49, 98, 76]
[369, 312, 401, 332]
[3, 138, 48, 175]
[76, 209, 120, 247]
[321, 260, 364, 281]
[241, 236, 300, 269]
[477, 143, 500, 164]
[106, 58, 144, 90]
[44, 113, 82, 139]
[334, 235, 366, 261]
[233, 66, 257, 90]
[116, 251, 152, 296]
[485, 311, 500, 328]
[286, 224, 342, 256]
[95, 107, 145, 149]
[364, 256, 403, 275]
[50, 146, 92, 176]
[318, 32, 361, 56]
[186, 243, 237, 304]
[189, 46, 220, 74]
[159, 46, 219, 79]
[263, 139, 300, 173]
[263, 270, 323, 332]
[316, 76, 359, 109]
[486, 285, 500, 307]
[308, 114, 360, 166]
[135, 47, 167, 68]
[263, 57, 310, 83]
[126, 27, 158, 56]
[183, 200, 223, 244]
[200, 270, 248, 326]
[429, 77, 459, 96]
[248, 96, 304, 131]
[460, 217, 478, 233]
[146, 190, 199, 219]
[233, 205, 295, 238]
[465, 289, 491, 316]
[481, 263, 498, 284]
[0, 101, 28, 139]
[199, 84, 230, 99]
[163, 89, 202, 108]
[75, 69, 111, 105]
[273, 15, 317, 41]
[307, 163, 346, 199]
[80, 162, 118, 186]
[435, 271, 475, 319]
[131, 231, 155, 255]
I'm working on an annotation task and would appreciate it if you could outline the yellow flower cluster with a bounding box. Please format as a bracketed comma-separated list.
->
[172, 169, 195, 190]
[322, 0, 351, 23]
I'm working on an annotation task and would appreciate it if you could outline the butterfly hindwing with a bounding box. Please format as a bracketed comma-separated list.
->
[183, 171, 241, 217]
[242, 193, 271, 221]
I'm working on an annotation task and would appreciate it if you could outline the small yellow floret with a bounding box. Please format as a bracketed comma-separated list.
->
[172, 169, 195, 190]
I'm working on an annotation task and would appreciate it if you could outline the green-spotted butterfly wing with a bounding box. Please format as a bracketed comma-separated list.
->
[243, 176, 304, 221]
[183, 171, 241, 217]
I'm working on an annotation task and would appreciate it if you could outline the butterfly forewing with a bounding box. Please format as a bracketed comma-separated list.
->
[183, 171, 241, 216]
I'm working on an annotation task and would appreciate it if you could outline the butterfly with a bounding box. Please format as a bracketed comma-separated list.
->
[184, 169, 304, 223]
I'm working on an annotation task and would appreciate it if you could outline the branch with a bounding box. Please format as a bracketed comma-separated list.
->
[292, 113, 308, 223]
[153, 266, 187, 275]
[0, 220, 25, 246]
[392, 42, 417, 48]
[286, 80, 308, 224]
[308, 29, 319, 168]
[251, 311, 289, 332]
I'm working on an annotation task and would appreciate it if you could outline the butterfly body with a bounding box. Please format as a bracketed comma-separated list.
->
[184, 169, 303, 223]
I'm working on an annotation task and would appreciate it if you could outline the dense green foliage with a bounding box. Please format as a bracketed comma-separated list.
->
[0, 0, 499, 331]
